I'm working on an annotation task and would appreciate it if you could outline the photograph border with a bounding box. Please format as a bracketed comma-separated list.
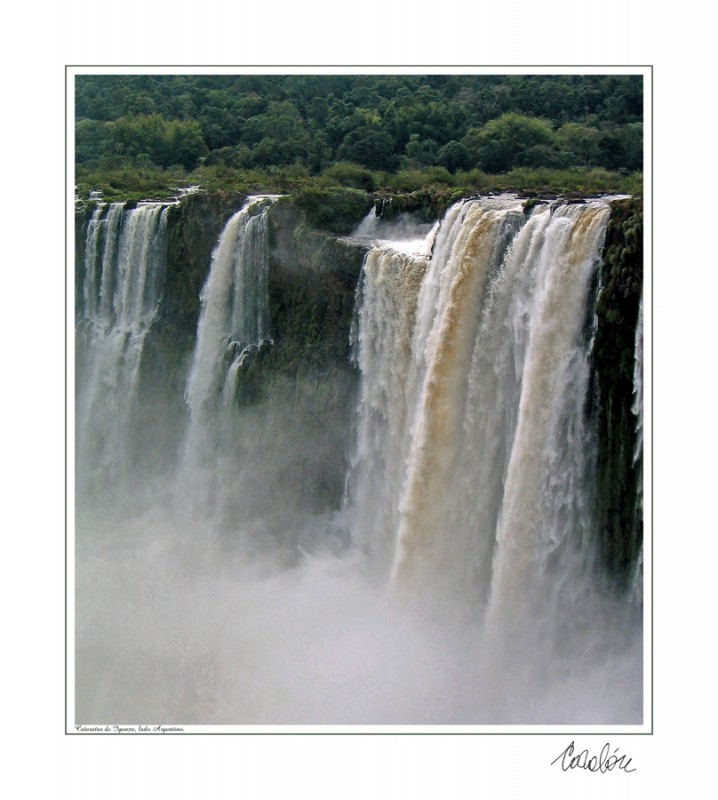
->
[66, 63, 653, 736]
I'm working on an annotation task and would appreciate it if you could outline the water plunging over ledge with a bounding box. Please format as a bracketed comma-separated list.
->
[74, 194, 643, 726]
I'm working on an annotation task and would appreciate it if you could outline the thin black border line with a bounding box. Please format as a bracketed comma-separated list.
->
[644, 65, 656, 733]
[63, 67, 70, 731]
[65, 64, 653, 736]
[65, 67, 68, 738]
[67, 64, 652, 68]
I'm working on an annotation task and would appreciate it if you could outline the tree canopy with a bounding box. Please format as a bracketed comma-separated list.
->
[75, 74, 643, 177]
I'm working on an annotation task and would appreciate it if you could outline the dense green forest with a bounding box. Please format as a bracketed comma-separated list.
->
[75, 74, 643, 200]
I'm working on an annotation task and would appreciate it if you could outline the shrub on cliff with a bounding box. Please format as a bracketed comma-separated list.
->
[294, 187, 373, 234]
[322, 162, 377, 191]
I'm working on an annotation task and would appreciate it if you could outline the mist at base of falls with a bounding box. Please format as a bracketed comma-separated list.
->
[76, 489, 642, 725]
[74, 195, 643, 727]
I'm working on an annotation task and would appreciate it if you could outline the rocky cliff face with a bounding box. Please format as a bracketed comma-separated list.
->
[591, 197, 644, 588]
[226, 199, 367, 516]
[132, 193, 246, 477]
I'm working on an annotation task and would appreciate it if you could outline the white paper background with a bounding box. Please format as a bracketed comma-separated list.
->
[3, 1, 716, 797]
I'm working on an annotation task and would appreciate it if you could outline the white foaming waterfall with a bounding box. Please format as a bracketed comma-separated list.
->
[347, 242, 431, 572]
[633, 295, 644, 465]
[392, 199, 526, 591]
[351, 205, 437, 252]
[76, 202, 170, 495]
[482, 203, 610, 659]
[350, 198, 637, 704]
[180, 196, 277, 501]
[76, 193, 643, 726]
[630, 295, 644, 601]
[81, 203, 124, 325]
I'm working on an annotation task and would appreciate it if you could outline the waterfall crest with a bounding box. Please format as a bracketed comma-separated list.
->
[347, 245, 430, 570]
[76, 202, 170, 497]
[179, 195, 277, 506]
[350, 198, 637, 629]
[75, 193, 643, 725]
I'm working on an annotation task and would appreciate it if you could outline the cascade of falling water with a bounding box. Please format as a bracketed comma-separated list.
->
[392, 199, 527, 589]
[435, 204, 555, 603]
[75, 191, 643, 725]
[80, 203, 125, 329]
[347, 245, 431, 571]
[348, 196, 643, 718]
[350, 198, 626, 635]
[482, 203, 611, 657]
[81, 205, 103, 322]
[76, 202, 170, 498]
[633, 295, 644, 466]
[629, 295, 644, 602]
[179, 196, 277, 507]
[345, 208, 442, 572]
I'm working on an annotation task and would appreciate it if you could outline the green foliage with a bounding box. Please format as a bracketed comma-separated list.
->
[378, 166, 457, 193]
[80, 113, 208, 171]
[322, 162, 377, 191]
[76, 74, 643, 181]
[115, 114, 207, 169]
[463, 113, 557, 172]
[436, 140, 472, 172]
[75, 162, 190, 202]
[556, 123, 604, 166]
[335, 127, 398, 171]
[499, 166, 641, 194]
[76, 118, 116, 164]
[402, 134, 439, 168]
[293, 187, 373, 234]
[76, 158, 642, 205]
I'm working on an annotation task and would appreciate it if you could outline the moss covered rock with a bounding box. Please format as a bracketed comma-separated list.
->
[225, 200, 367, 513]
[293, 186, 373, 234]
[590, 197, 643, 589]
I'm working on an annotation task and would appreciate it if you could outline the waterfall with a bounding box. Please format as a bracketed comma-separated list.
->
[179, 195, 277, 506]
[350, 197, 639, 685]
[482, 203, 610, 656]
[633, 295, 644, 465]
[630, 295, 644, 600]
[347, 244, 431, 570]
[75, 192, 643, 725]
[392, 199, 526, 591]
[76, 202, 170, 498]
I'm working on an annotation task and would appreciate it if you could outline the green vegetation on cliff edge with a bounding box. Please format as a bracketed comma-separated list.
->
[76, 74, 643, 204]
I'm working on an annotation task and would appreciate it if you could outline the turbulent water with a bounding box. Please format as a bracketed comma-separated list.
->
[75, 195, 643, 726]
[76, 201, 170, 500]
[178, 196, 277, 512]
[630, 296, 644, 600]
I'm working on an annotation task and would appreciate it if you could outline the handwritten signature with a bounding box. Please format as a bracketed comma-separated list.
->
[551, 741, 636, 773]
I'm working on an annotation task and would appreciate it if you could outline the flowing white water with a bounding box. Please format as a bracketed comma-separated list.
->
[349, 198, 641, 717]
[351, 205, 437, 253]
[630, 295, 644, 601]
[75, 195, 642, 726]
[179, 195, 277, 509]
[392, 199, 524, 589]
[482, 203, 610, 663]
[347, 244, 431, 571]
[633, 295, 644, 464]
[351, 200, 608, 601]
[76, 202, 170, 497]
